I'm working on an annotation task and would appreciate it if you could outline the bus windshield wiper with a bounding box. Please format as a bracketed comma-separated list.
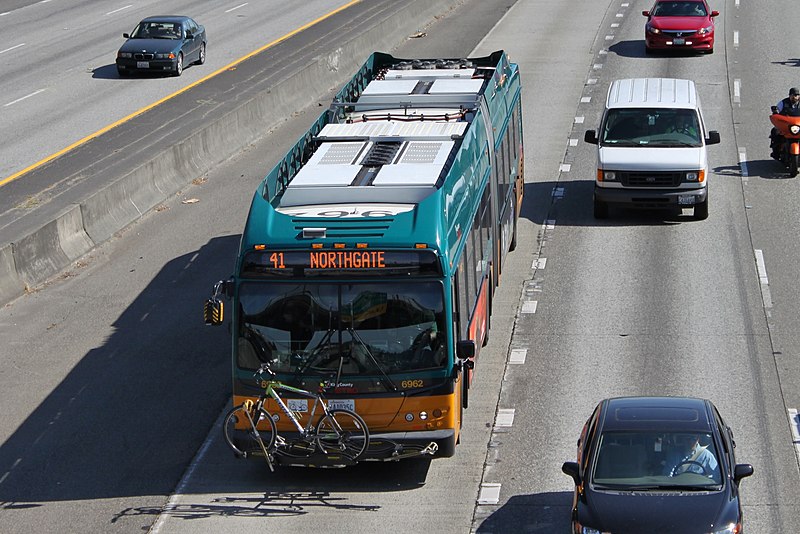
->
[347, 327, 398, 392]
[296, 327, 336, 375]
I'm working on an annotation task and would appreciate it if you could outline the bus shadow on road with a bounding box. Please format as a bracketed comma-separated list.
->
[474, 491, 572, 533]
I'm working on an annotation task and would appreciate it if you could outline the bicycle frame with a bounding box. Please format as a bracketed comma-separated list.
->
[259, 380, 328, 437]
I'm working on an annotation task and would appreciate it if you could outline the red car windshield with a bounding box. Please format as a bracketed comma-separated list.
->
[652, 2, 708, 17]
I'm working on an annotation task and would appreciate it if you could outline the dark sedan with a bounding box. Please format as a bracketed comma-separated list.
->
[116, 16, 206, 77]
[562, 397, 753, 534]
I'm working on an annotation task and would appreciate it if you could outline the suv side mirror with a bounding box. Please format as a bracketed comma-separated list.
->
[706, 130, 721, 145]
[584, 130, 599, 145]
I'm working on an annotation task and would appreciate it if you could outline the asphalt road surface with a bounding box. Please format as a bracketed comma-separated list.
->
[2, 0, 799, 533]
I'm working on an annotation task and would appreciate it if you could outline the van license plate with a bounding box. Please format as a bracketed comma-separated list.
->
[673, 38, 685, 45]
[678, 195, 695, 205]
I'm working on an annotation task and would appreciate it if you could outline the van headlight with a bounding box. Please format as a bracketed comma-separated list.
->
[598, 170, 616, 181]
[685, 170, 705, 182]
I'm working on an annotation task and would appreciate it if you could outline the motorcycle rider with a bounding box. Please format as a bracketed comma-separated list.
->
[770, 87, 800, 159]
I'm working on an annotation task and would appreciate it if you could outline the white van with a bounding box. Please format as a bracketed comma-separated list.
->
[585, 78, 720, 220]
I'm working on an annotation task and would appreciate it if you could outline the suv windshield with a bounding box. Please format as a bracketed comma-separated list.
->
[237, 281, 446, 377]
[592, 431, 722, 489]
[601, 108, 702, 147]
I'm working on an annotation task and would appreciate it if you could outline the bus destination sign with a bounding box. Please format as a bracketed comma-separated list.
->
[241, 249, 441, 277]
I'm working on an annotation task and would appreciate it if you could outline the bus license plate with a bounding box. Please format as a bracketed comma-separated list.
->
[678, 195, 696, 205]
[327, 399, 355, 412]
[137, 61, 150, 68]
[673, 38, 685, 45]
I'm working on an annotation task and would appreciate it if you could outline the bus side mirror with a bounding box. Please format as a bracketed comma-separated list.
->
[584, 130, 598, 145]
[456, 340, 475, 360]
[203, 279, 232, 325]
[706, 130, 721, 145]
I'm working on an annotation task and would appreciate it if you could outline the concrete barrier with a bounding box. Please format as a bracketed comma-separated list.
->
[0, 243, 24, 304]
[1, 0, 464, 306]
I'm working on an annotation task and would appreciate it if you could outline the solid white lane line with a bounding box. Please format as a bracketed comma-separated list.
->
[0, 43, 25, 54]
[4, 89, 46, 107]
[226, 3, 249, 13]
[105, 5, 132, 16]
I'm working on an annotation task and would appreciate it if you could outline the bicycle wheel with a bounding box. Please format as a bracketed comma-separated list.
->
[223, 404, 277, 458]
[315, 409, 369, 460]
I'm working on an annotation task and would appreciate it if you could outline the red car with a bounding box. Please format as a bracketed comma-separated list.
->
[642, 0, 719, 54]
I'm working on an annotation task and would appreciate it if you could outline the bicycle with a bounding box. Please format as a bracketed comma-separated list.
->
[222, 362, 370, 471]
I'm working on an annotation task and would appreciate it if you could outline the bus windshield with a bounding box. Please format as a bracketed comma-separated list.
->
[237, 281, 447, 377]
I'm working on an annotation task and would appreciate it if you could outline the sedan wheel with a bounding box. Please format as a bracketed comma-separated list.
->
[175, 53, 183, 76]
[197, 43, 206, 65]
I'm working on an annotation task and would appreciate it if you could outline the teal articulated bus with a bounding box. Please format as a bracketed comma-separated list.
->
[206, 50, 524, 466]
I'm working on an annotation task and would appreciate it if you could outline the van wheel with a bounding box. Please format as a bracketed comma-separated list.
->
[694, 199, 709, 220]
[594, 197, 609, 219]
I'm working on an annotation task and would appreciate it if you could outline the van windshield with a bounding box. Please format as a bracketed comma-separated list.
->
[601, 108, 702, 147]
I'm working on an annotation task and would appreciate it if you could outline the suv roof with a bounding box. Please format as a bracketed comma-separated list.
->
[606, 78, 697, 110]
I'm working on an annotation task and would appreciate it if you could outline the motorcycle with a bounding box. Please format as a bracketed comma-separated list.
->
[770, 108, 800, 177]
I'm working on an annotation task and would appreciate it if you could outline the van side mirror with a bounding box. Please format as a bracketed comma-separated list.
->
[706, 131, 721, 145]
[562, 461, 581, 486]
[733, 463, 754, 483]
[584, 130, 599, 145]
[456, 340, 475, 360]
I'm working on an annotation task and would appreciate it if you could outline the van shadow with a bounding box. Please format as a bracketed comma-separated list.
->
[475, 491, 573, 533]
[523, 180, 700, 228]
[0, 236, 239, 505]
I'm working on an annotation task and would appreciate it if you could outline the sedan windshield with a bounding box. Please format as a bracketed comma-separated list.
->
[652, 2, 708, 17]
[131, 21, 182, 39]
[237, 281, 446, 378]
[592, 431, 722, 489]
[601, 108, 702, 147]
